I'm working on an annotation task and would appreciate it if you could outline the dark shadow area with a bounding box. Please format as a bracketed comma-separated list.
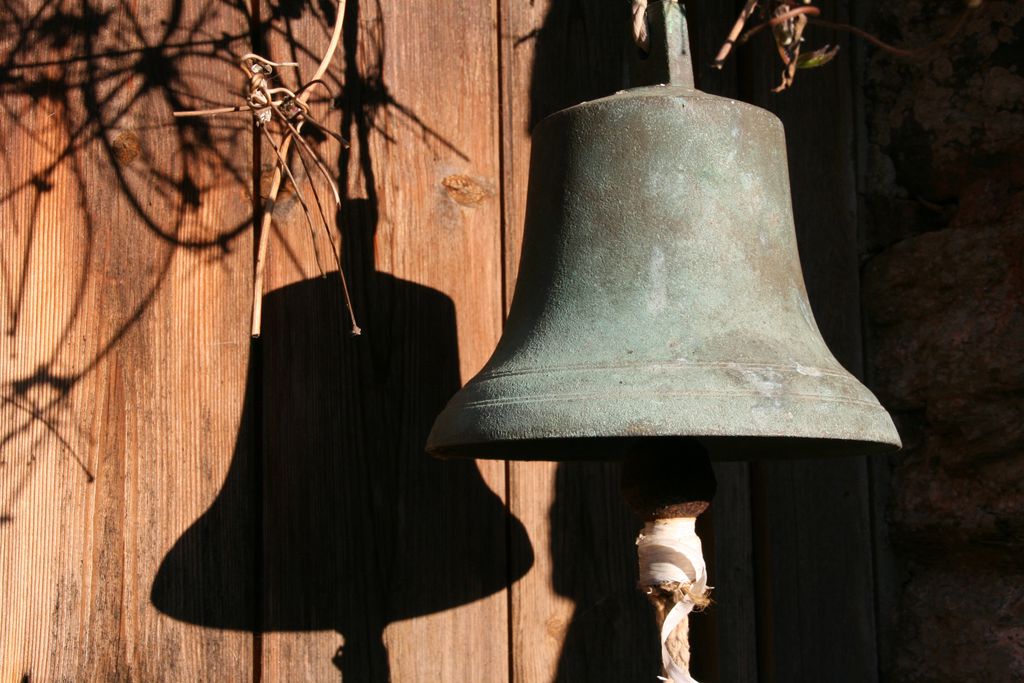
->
[550, 462, 661, 682]
[153, 255, 533, 680]
[524, 0, 629, 130]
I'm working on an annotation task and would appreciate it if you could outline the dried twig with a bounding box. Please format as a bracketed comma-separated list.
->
[809, 9, 974, 60]
[174, 1, 360, 338]
[712, 0, 759, 69]
[712, 0, 985, 92]
[771, 5, 812, 91]
[737, 5, 821, 46]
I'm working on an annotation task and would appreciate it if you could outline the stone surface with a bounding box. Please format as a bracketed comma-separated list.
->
[865, 1, 1024, 204]
[862, 0, 1024, 678]
[892, 565, 1024, 682]
[864, 221, 1024, 410]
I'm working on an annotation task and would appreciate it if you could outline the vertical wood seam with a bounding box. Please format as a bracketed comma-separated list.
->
[836, 2, 883, 679]
[494, 0, 516, 680]
[848, 0, 886, 678]
[496, 1, 511, 319]
[732, 1, 775, 676]
[749, 462, 775, 683]
[250, 2, 263, 682]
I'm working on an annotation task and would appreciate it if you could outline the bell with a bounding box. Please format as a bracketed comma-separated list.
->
[428, 2, 900, 462]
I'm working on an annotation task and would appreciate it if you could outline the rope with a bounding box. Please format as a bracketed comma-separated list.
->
[637, 518, 709, 683]
[633, 0, 650, 50]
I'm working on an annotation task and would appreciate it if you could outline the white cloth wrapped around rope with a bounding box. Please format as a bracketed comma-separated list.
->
[636, 517, 708, 683]
[632, 0, 649, 50]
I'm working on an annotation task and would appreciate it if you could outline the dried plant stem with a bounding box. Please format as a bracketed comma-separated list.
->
[251, 0, 350, 338]
[260, 126, 328, 278]
[712, 0, 759, 68]
[809, 10, 972, 59]
[738, 5, 821, 46]
[270, 103, 342, 204]
[809, 17, 914, 58]
[173, 105, 246, 117]
[293, 143, 337, 274]
[712, 0, 983, 84]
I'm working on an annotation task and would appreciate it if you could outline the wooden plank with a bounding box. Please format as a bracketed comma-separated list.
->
[0, 1, 255, 680]
[737, 1, 879, 680]
[500, 1, 664, 681]
[256, 0, 512, 680]
[695, 461, 759, 683]
[499, 5, 569, 680]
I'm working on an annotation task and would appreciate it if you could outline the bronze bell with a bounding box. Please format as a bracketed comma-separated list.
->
[428, 2, 900, 462]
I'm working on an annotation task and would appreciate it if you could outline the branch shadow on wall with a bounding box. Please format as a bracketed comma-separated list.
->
[0, 0, 256, 524]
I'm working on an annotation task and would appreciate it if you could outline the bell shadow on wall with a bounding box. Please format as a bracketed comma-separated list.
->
[152, 200, 533, 680]
[549, 462, 661, 682]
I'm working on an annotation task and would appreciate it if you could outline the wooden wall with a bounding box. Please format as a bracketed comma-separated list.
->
[0, 0, 887, 681]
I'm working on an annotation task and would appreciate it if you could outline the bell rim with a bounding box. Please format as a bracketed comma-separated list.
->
[428, 436, 901, 462]
[427, 434, 901, 462]
[427, 359, 902, 461]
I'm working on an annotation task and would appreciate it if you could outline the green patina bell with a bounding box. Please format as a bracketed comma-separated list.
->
[428, 1, 900, 461]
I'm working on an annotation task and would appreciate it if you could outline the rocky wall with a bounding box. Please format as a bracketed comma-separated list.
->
[861, 1, 1024, 679]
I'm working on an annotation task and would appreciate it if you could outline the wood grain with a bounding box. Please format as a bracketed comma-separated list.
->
[257, 0, 512, 680]
[0, 1, 889, 681]
[0, 1, 255, 680]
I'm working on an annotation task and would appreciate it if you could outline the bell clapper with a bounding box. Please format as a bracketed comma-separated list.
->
[622, 439, 716, 683]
